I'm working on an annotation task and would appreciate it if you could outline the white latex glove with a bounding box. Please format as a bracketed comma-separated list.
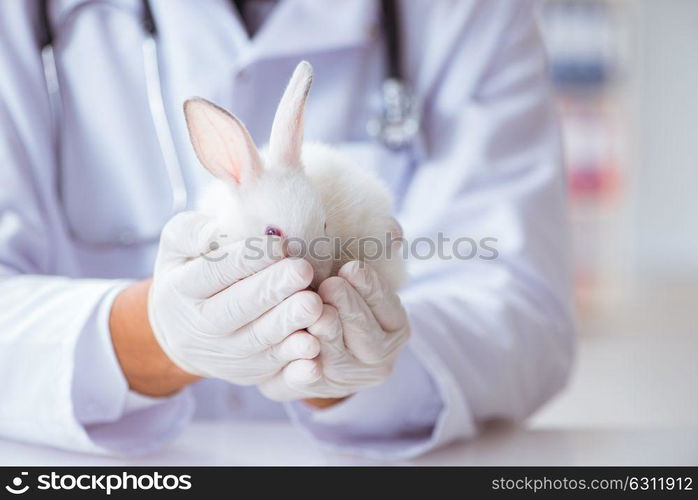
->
[259, 261, 411, 401]
[149, 211, 323, 385]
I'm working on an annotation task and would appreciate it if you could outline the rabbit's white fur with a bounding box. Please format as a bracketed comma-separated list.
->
[186, 61, 405, 291]
[300, 142, 405, 290]
[198, 142, 406, 291]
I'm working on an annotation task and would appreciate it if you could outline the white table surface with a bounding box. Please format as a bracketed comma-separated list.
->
[1, 322, 697, 466]
[1, 422, 697, 466]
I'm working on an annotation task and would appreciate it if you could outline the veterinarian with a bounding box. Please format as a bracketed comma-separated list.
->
[0, 0, 575, 458]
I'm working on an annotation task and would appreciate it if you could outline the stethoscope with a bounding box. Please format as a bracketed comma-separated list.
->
[366, 0, 420, 150]
[38, 0, 419, 247]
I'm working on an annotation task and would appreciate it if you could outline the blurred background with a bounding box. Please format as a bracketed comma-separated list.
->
[532, 0, 697, 434]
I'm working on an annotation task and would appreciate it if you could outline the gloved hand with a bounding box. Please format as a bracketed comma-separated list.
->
[258, 260, 411, 401]
[149, 211, 323, 385]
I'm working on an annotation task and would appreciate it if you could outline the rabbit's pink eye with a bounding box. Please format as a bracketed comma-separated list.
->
[265, 226, 284, 237]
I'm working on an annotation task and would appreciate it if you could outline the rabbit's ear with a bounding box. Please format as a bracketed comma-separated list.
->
[184, 98, 262, 184]
[268, 61, 313, 169]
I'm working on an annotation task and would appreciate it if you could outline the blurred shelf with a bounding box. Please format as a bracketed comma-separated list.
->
[540, 0, 633, 314]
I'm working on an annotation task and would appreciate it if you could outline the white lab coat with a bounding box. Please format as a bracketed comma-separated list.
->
[0, 0, 575, 459]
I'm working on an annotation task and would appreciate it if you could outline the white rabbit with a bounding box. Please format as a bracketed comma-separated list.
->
[183, 61, 405, 291]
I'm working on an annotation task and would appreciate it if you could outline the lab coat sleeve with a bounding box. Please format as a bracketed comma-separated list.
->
[0, 135, 196, 454]
[287, 0, 575, 458]
[71, 282, 195, 455]
[285, 347, 444, 459]
[0, 274, 194, 455]
[0, 6, 193, 451]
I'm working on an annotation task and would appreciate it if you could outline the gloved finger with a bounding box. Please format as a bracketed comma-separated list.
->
[317, 276, 385, 365]
[230, 291, 323, 349]
[268, 331, 320, 363]
[307, 304, 346, 362]
[158, 211, 219, 270]
[309, 305, 398, 392]
[338, 260, 407, 333]
[200, 257, 313, 333]
[173, 236, 285, 299]
[258, 359, 322, 402]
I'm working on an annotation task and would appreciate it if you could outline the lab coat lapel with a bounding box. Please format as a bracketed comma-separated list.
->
[50, 0, 142, 25]
[245, 0, 378, 61]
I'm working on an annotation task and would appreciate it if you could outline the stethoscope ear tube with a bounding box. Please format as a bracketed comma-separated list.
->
[381, 0, 402, 81]
[141, 0, 157, 35]
[38, 0, 187, 247]
[38, 0, 54, 49]
[142, 36, 188, 213]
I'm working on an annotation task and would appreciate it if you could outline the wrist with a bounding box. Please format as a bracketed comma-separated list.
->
[302, 396, 351, 409]
[109, 279, 199, 397]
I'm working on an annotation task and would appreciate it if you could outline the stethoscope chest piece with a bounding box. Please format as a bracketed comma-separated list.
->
[367, 0, 420, 151]
[367, 78, 420, 151]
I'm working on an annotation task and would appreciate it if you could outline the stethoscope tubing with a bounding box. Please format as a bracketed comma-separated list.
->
[39, 0, 186, 247]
